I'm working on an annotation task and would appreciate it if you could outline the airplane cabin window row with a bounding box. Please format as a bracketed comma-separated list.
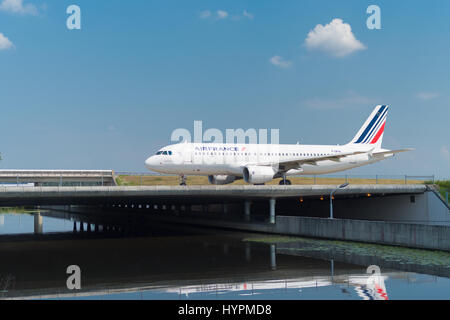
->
[193, 152, 332, 157]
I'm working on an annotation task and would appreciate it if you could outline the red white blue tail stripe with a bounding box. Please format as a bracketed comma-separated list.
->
[350, 105, 388, 145]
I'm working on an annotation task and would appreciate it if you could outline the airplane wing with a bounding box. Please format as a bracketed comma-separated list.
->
[277, 151, 369, 170]
[276, 148, 414, 171]
[250, 150, 370, 171]
[372, 148, 414, 156]
[246, 148, 413, 172]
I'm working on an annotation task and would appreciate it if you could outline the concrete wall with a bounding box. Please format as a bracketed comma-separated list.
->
[276, 190, 450, 226]
[333, 191, 450, 225]
[139, 214, 450, 252]
[273, 216, 450, 251]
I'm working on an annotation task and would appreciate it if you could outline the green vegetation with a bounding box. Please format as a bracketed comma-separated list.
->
[434, 180, 450, 189]
[426, 180, 450, 203]
[0, 207, 34, 214]
[244, 235, 450, 269]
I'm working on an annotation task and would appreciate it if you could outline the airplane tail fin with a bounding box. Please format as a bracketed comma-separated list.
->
[348, 105, 388, 149]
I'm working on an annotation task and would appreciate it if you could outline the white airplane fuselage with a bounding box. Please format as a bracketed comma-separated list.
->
[144, 105, 410, 184]
[145, 142, 391, 176]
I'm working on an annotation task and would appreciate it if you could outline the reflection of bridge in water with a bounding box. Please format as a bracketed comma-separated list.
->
[0, 227, 397, 300]
[0, 217, 445, 300]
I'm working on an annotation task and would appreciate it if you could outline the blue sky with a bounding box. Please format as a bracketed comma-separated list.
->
[0, 0, 449, 178]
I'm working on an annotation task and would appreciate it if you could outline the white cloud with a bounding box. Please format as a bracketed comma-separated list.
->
[199, 10, 211, 19]
[303, 92, 372, 110]
[243, 10, 254, 20]
[200, 9, 253, 21]
[269, 55, 292, 69]
[0, 0, 38, 15]
[216, 10, 228, 20]
[441, 146, 450, 166]
[416, 92, 439, 100]
[0, 33, 13, 50]
[304, 18, 366, 57]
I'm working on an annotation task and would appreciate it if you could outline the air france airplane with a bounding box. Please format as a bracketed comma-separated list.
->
[145, 105, 412, 185]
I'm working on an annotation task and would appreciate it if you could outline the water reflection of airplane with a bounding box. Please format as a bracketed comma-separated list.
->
[347, 274, 389, 300]
[163, 272, 390, 300]
[2, 272, 393, 300]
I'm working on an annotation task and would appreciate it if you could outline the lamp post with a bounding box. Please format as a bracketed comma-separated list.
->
[330, 183, 349, 219]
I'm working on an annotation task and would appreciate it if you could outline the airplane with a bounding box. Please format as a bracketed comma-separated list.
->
[145, 105, 413, 185]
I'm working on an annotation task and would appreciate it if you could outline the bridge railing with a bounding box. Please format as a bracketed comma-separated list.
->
[294, 174, 436, 185]
[0, 170, 115, 187]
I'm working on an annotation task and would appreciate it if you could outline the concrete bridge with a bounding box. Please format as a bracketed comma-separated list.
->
[2, 183, 449, 251]
[1, 183, 447, 223]
[0, 183, 428, 205]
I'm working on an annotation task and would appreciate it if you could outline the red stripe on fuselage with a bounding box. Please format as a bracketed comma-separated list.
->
[370, 122, 385, 144]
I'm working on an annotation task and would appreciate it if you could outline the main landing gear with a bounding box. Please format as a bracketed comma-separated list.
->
[179, 175, 187, 186]
[279, 174, 292, 185]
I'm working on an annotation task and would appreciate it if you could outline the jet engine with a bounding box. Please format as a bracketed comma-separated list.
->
[243, 166, 276, 184]
[208, 175, 237, 185]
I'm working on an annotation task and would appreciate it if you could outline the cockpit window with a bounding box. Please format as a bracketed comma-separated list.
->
[156, 150, 172, 155]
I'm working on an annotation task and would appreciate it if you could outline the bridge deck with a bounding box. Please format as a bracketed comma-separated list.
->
[0, 184, 427, 206]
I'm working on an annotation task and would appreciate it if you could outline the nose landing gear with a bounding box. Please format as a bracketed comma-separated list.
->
[179, 175, 187, 186]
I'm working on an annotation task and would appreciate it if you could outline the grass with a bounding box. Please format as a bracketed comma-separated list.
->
[115, 175, 424, 186]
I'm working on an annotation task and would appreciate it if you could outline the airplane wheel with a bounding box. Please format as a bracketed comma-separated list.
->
[279, 180, 292, 185]
[179, 175, 187, 186]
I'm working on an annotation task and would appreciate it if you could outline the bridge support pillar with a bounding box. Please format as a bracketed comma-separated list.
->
[80, 221, 84, 232]
[269, 198, 276, 224]
[34, 212, 43, 234]
[245, 242, 251, 262]
[270, 244, 276, 270]
[244, 201, 251, 221]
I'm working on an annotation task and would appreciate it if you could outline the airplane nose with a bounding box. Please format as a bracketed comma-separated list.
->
[145, 156, 157, 170]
